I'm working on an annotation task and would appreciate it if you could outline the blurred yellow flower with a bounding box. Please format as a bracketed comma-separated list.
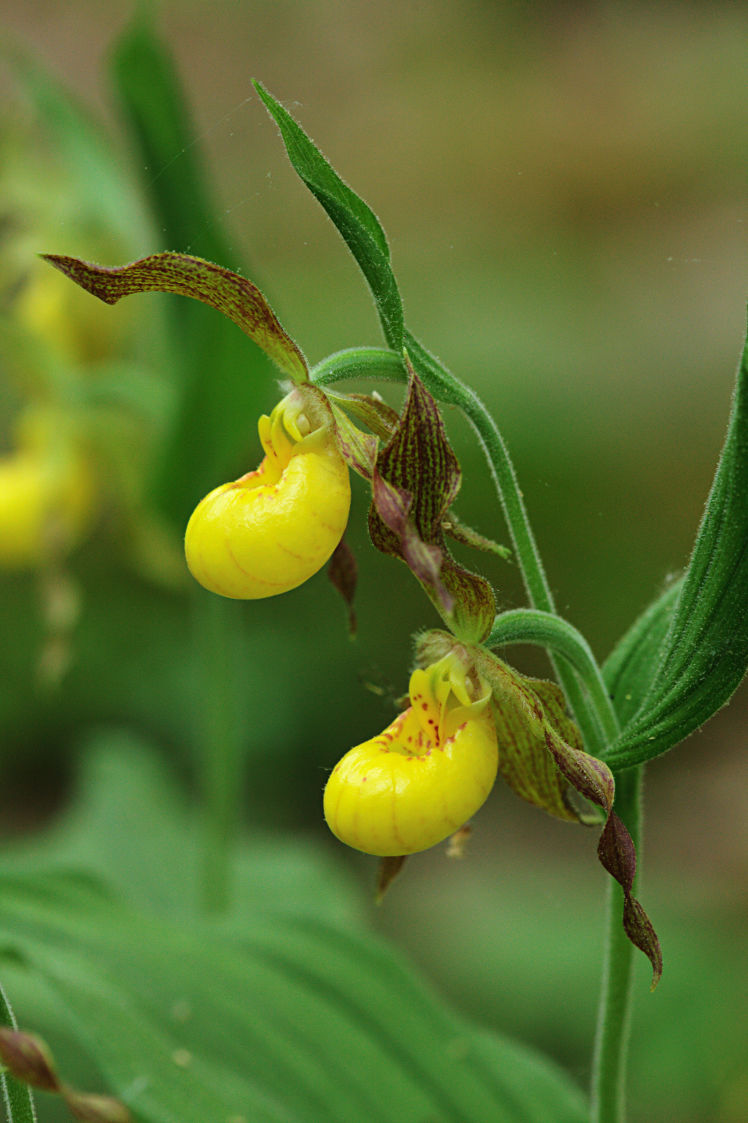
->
[0, 411, 96, 568]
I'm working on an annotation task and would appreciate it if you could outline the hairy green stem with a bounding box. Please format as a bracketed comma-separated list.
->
[312, 345, 601, 750]
[590, 767, 643, 1123]
[314, 345, 643, 1119]
[193, 590, 245, 914]
[488, 608, 620, 753]
[0, 979, 37, 1123]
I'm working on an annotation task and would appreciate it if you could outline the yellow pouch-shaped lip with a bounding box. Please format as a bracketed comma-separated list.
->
[324, 656, 498, 856]
[184, 402, 351, 599]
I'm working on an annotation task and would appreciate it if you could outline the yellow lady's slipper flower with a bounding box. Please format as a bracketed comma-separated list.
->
[0, 416, 96, 568]
[184, 395, 351, 599]
[324, 653, 498, 856]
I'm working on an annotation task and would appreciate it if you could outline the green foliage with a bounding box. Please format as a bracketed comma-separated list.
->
[112, 19, 273, 525]
[0, 737, 589, 1123]
[254, 81, 404, 352]
[2, 15, 746, 1123]
[603, 323, 748, 766]
[254, 80, 748, 773]
[0, 984, 37, 1123]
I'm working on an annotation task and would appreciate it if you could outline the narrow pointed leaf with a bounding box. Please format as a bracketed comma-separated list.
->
[604, 319, 748, 768]
[43, 252, 308, 383]
[254, 81, 404, 351]
[111, 18, 232, 265]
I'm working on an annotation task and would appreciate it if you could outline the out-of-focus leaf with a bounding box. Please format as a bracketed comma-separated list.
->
[1, 733, 363, 927]
[0, 869, 589, 1123]
[111, 18, 273, 524]
[253, 81, 404, 352]
[604, 320, 748, 768]
[4, 46, 147, 246]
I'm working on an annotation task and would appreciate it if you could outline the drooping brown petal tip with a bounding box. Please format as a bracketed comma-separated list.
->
[376, 855, 407, 902]
[328, 538, 358, 638]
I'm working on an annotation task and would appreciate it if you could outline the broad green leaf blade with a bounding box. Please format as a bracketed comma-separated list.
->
[602, 578, 683, 729]
[604, 319, 748, 768]
[254, 81, 404, 352]
[1, 733, 364, 928]
[43, 253, 308, 383]
[110, 18, 273, 524]
[0, 869, 589, 1123]
[0, 982, 37, 1123]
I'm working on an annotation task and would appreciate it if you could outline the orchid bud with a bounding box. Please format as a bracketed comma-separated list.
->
[184, 394, 351, 599]
[324, 653, 498, 855]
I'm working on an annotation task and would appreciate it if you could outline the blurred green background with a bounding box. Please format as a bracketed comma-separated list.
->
[1, 3, 746, 1121]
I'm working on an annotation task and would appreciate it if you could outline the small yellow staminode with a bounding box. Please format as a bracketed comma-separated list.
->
[324, 654, 498, 856]
[184, 397, 351, 599]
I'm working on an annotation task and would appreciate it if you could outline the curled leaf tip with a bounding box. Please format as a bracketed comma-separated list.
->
[42, 251, 308, 382]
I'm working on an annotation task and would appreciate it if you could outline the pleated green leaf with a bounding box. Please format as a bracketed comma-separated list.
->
[0, 872, 589, 1123]
[253, 81, 404, 352]
[0, 738, 588, 1123]
[111, 18, 273, 524]
[603, 319, 748, 768]
[602, 578, 682, 729]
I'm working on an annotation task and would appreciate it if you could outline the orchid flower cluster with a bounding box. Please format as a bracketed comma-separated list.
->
[43, 247, 662, 988]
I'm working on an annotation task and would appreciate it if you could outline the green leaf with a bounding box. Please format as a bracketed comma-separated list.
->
[0, 872, 590, 1123]
[1, 733, 363, 928]
[0, 982, 37, 1123]
[111, 19, 232, 267]
[602, 578, 683, 729]
[604, 319, 748, 768]
[0, 738, 588, 1123]
[253, 81, 404, 351]
[110, 18, 274, 524]
[3, 45, 147, 246]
